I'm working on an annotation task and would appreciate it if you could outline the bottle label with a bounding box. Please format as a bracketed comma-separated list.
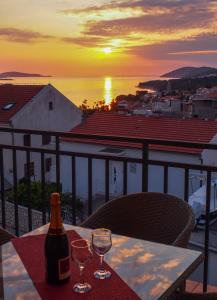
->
[58, 256, 70, 280]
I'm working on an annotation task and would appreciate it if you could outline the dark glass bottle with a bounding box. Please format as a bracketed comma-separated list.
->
[45, 193, 70, 284]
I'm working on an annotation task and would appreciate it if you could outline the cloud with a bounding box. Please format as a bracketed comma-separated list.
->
[61, 0, 212, 15]
[60, 1, 142, 15]
[83, 1, 215, 37]
[0, 28, 53, 43]
[61, 1, 216, 41]
[169, 50, 217, 55]
[59, 0, 217, 66]
[126, 33, 217, 64]
[61, 36, 105, 46]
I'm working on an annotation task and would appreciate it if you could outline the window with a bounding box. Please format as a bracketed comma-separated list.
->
[49, 101, 53, 110]
[23, 134, 31, 147]
[45, 158, 52, 172]
[2, 103, 16, 110]
[24, 162, 34, 177]
[42, 134, 51, 145]
[129, 163, 137, 174]
[100, 147, 123, 154]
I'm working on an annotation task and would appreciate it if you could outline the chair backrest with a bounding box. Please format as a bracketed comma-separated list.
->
[81, 192, 195, 247]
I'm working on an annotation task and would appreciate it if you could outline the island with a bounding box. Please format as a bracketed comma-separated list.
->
[161, 66, 217, 79]
[0, 71, 52, 78]
[138, 66, 217, 92]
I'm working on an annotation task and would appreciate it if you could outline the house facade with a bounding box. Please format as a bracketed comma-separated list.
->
[191, 87, 217, 119]
[0, 84, 81, 184]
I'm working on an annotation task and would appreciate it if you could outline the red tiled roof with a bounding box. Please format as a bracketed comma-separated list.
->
[208, 92, 217, 98]
[0, 85, 45, 123]
[64, 112, 217, 155]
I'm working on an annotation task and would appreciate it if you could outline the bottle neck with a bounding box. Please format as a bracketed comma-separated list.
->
[49, 204, 64, 235]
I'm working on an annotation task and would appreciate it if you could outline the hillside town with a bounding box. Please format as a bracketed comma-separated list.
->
[105, 85, 217, 120]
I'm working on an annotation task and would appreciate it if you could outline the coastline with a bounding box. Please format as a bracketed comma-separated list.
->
[138, 75, 217, 92]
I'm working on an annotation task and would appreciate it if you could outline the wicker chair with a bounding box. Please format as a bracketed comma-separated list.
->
[0, 227, 15, 246]
[81, 192, 195, 247]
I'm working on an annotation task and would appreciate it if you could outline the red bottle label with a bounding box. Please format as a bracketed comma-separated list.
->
[58, 256, 70, 280]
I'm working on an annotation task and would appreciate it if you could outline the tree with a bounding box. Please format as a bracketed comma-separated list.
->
[7, 180, 83, 214]
[79, 99, 95, 119]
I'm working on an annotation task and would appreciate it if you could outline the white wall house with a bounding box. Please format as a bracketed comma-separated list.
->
[202, 133, 217, 166]
[0, 84, 81, 185]
[191, 87, 217, 119]
[58, 112, 217, 204]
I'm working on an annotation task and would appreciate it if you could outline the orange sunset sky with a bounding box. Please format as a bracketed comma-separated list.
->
[1, 0, 217, 77]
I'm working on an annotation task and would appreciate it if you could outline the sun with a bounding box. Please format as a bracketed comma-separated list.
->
[103, 47, 112, 54]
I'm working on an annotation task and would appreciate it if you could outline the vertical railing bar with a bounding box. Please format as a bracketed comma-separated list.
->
[184, 168, 189, 202]
[41, 152, 46, 225]
[163, 166, 168, 194]
[26, 150, 32, 231]
[88, 158, 92, 216]
[71, 156, 76, 225]
[13, 149, 19, 235]
[203, 171, 211, 292]
[105, 159, 109, 202]
[0, 148, 5, 228]
[55, 135, 60, 193]
[123, 161, 127, 195]
[142, 142, 149, 192]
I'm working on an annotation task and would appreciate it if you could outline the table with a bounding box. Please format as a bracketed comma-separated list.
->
[0, 224, 203, 300]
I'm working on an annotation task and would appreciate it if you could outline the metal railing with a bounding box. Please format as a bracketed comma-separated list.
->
[0, 126, 217, 291]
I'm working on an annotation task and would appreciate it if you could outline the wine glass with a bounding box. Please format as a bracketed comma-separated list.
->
[71, 239, 92, 293]
[91, 228, 112, 279]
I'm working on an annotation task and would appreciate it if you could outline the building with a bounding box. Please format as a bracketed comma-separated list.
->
[58, 112, 217, 203]
[191, 87, 217, 119]
[151, 96, 191, 117]
[0, 84, 81, 184]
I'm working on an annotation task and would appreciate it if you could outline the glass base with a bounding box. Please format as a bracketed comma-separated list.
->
[73, 282, 91, 293]
[94, 269, 111, 279]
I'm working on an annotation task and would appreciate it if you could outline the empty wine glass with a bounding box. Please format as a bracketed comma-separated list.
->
[91, 228, 112, 279]
[71, 239, 92, 293]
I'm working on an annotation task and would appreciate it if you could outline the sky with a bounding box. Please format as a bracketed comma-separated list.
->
[0, 0, 217, 77]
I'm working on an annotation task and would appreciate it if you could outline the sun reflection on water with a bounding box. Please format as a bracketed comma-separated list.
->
[104, 77, 113, 106]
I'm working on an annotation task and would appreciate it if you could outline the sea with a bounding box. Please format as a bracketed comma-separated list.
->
[0, 76, 161, 107]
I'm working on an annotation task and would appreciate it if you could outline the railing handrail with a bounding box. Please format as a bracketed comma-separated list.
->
[1, 143, 217, 172]
[0, 126, 217, 150]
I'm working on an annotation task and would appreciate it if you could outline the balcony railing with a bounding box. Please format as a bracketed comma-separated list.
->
[0, 126, 217, 291]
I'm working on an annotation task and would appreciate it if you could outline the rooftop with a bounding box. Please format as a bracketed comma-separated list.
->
[64, 112, 217, 154]
[0, 84, 45, 123]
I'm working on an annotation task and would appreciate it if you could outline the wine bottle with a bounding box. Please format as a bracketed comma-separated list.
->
[44, 193, 70, 284]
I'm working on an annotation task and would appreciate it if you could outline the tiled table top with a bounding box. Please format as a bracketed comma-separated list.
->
[0, 224, 203, 300]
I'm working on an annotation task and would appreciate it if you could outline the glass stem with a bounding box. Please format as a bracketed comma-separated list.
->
[79, 265, 84, 284]
[100, 255, 104, 271]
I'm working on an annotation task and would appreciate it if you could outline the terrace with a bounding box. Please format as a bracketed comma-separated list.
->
[0, 126, 217, 294]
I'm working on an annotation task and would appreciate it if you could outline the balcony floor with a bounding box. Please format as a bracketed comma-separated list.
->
[187, 280, 217, 293]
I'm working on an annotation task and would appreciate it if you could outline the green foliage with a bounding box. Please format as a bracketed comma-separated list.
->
[7, 180, 83, 213]
[61, 192, 83, 212]
[79, 99, 110, 120]
[8, 179, 56, 210]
